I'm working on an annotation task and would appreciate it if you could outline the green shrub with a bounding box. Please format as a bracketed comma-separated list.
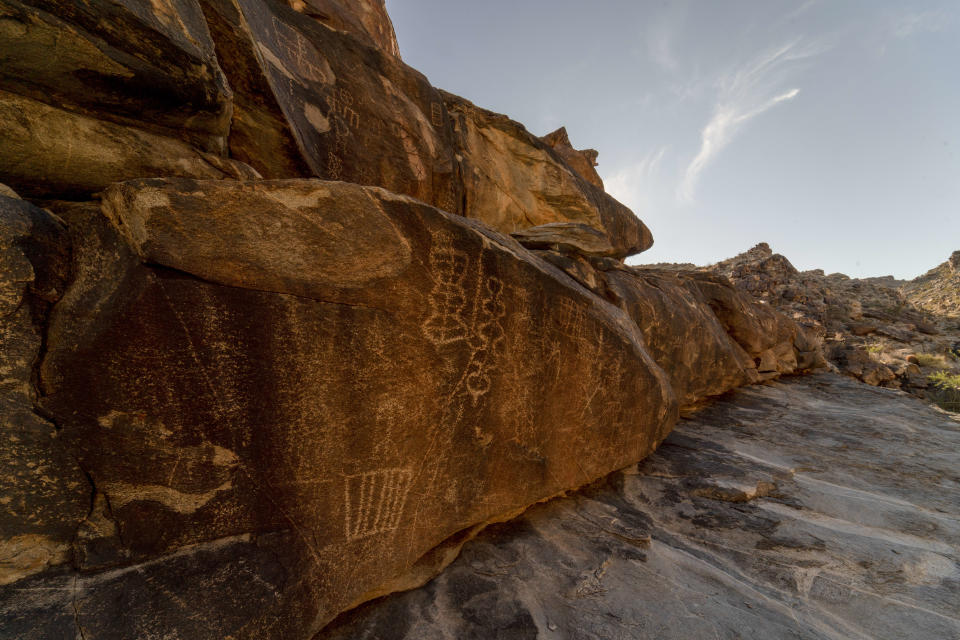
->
[929, 370, 960, 413]
[929, 370, 960, 390]
[916, 353, 949, 368]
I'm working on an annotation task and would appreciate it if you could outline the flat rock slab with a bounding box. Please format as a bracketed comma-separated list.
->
[321, 374, 960, 640]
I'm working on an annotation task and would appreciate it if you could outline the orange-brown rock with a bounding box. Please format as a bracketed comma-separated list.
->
[198, 0, 463, 211]
[604, 269, 759, 407]
[444, 92, 651, 259]
[20, 178, 676, 638]
[282, 0, 400, 57]
[0, 0, 261, 198]
[540, 126, 604, 189]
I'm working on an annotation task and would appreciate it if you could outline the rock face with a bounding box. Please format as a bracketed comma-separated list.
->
[7, 178, 677, 638]
[0, 193, 88, 587]
[282, 0, 400, 57]
[540, 126, 604, 189]
[319, 374, 960, 640]
[0, 0, 829, 637]
[0, 0, 262, 197]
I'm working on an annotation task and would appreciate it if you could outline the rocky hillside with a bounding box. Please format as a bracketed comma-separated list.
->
[678, 243, 959, 409]
[0, 1, 831, 638]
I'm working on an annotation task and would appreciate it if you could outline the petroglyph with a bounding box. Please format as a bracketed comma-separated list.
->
[327, 152, 343, 180]
[269, 16, 331, 84]
[304, 103, 331, 133]
[326, 88, 361, 129]
[555, 297, 586, 341]
[344, 468, 413, 541]
[423, 233, 470, 346]
[431, 102, 443, 127]
[102, 479, 234, 514]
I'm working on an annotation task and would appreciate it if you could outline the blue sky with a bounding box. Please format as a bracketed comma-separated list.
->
[385, 1, 959, 278]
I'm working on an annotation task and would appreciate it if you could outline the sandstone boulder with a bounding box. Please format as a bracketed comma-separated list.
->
[0, 91, 260, 198]
[10, 178, 677, 639]
[603, 269, 759, 407]
[0, 0, 232, 149]
[0, 0, 270, 198]
[443, 92, 652, 259]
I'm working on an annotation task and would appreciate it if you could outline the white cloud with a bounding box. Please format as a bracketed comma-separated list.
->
[890, 9, 950, 39]
[678, 39, 822, 205]
[604, 147, 668, 215]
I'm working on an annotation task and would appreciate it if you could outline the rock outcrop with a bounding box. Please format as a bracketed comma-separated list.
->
[0, 1, 826, 638]
[319, 374, 960, 640]
[693, 243, 960, 407]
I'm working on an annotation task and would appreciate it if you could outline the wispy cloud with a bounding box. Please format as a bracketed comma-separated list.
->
[678, 39, 822, 204]
[604, 147, 669, 215]
[889, 9, 950, 39]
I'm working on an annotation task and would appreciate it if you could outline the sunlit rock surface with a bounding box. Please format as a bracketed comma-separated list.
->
[320, 374, 960, 640]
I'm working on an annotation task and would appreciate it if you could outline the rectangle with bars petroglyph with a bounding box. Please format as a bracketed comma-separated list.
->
[343, 467, 414, 541]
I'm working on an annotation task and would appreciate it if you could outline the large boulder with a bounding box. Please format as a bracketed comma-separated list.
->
[0, 91, 259, 199]
[5, 178, 677, 639]
[444, 92, 652, 259]
[0, 0, 232, 149]
[604, 268, 759, 408]
[317, 375, 960, 640]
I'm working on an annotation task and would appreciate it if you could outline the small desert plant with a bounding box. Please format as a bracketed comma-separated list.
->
[929, 370, 960, 391]
[915, 353, 950, 368]
[865, 342, 884, 354]
[928, 370, 960, 413]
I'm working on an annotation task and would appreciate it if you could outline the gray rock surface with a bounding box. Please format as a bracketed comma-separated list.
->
[320, 374, 960, 640]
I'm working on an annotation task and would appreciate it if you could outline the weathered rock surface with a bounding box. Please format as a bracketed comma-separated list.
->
[664, 243, 960, 407]
[0, 0, 267, 198]
[0, 0, 232, 148]
[444, 92, 652, 259]
[0, 194, 88, 587]
[282, 0, 400, 57]
[320, 374, 960, 640]
[903, 251, 960, 322]
[540, 127, 604, 189]
[1, 178, 677, 638]
[199, 0, 464, 211]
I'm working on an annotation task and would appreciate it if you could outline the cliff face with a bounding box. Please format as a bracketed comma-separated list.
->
[0, 1, 824, 638]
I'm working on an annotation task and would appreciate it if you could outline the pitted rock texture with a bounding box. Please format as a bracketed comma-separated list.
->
[319, 374, 960, 640]
[0, 194, 88, 587]
[6, 178, 677, 638]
